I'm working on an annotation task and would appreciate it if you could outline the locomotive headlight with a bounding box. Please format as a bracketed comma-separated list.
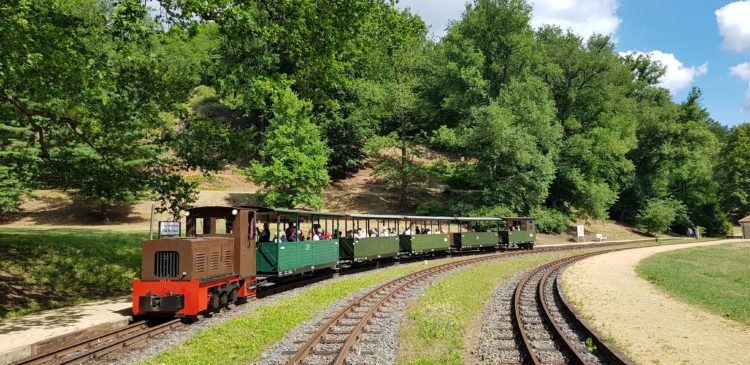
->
[232, 209, 238, 215]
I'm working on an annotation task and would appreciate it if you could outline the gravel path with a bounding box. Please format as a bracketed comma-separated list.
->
[562, 239, 750, 364]
[255, 265, 464, 365]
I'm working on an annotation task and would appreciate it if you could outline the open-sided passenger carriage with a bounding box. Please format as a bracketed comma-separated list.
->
[451, 217, 502, 251]
[398, 215, 452, 255]
[500, 217, 536, 249]
[339, 213, 401, 263]
[253, 207, 342, 278]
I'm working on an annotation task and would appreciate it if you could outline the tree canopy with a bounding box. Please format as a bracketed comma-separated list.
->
[0, 0, 742, 235]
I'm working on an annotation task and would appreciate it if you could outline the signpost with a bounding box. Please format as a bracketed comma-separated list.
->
[576, 224, 585, 242]
[158, 221, 181, 239]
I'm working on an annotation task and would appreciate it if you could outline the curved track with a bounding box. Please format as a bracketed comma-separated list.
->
[512, 253, 633, 365]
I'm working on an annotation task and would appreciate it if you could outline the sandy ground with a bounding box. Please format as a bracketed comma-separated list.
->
[562, 239, 750, 364]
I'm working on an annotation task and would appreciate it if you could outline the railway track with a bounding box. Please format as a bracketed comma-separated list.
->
[510, 253, 633, 365]
[15, 239, 660, 365]
[11, 319, 181, 365]
[283, 253, 505, 365]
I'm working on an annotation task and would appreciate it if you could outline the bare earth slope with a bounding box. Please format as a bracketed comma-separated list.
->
[562, 240, 750, 364]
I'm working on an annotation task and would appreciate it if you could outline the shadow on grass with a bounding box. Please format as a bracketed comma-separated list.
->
[0, 229, 144, 319]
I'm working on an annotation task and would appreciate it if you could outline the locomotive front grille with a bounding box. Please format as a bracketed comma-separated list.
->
[154, 251, 180, 278]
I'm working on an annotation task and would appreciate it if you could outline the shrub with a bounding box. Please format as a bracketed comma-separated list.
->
[530, 207, 569, 234]
[636, 198, 681, 236]
[428, 125, 466, 152]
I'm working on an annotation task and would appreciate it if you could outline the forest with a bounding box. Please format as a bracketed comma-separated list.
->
[2, 0, 750, 236]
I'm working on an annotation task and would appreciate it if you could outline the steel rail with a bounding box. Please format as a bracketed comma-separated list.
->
[11, 319, 181, 365]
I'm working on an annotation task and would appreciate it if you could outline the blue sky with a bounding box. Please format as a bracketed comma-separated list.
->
[396, 0, 750, 127]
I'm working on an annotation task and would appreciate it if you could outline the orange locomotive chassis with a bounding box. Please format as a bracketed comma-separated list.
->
[132, 275, 256, 316]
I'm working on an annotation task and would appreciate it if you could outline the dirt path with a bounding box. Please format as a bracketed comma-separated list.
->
[562, 239, 750, 364]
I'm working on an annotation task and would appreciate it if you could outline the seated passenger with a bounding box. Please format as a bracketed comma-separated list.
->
[369, 229, 378, 237]
[314, 226, 322, 240]
[258, 222, 271, 243]
[403, 223, 415, 235]
[285, 223, 297, 241]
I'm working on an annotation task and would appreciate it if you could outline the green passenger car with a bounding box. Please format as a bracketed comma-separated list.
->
[338, 214, 401, 262]
[399, 216, 453, 255]
[253, 208, 343, 277]
[500, 217, 536, 249]
[451, 217, 502, 250]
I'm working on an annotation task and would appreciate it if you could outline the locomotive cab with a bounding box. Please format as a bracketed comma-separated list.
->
[132, 206, 257, 317]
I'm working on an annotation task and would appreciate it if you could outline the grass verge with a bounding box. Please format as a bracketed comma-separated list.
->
[395, 251, 579, 365]
[636, 240, 750, 325]
[142, 257, 465, 365]
[0, 228, 143, 318]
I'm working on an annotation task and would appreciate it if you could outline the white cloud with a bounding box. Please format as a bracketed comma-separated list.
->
[529, 0, 621, 39]
[730, 62, 750, 111]
[716, 1, 750, 52]
[620, 50, 708, 95]
[396, 0, 621, 39]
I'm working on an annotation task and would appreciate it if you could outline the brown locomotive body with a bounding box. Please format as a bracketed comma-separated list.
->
[132, 206, 257, 317]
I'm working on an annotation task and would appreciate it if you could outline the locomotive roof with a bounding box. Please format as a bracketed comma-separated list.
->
[503, 217, 535, 220]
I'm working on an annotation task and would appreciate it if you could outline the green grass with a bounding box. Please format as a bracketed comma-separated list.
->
[395, 239, 706, 364]
[143, 258, 465, 365]
[636, 241, 750, 325]
[0, 228, 144, 318]
[395, 251, 581, 365]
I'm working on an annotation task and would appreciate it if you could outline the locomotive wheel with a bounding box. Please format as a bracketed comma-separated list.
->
[229, 289, 238, 304]
[209, 292, 220, 309]
[219, 291, 229, 306]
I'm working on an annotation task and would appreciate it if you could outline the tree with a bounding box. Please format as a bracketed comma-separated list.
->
[0, 119, 38, 213]
[355, 8, 429, 208]
[636, 198, 681, 237]
[245, 89, 331, 210]
[0, 0, 217, 218]
[717, 124, 750, 220]
[537, 28, 638, 220]
[465, 78, 561, 213]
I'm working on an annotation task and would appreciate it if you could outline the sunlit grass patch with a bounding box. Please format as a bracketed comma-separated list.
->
[0, 228, 144, 318]
[637, 240, 750, 325]
[142, 257, 467, 365]
[395, 251, 580, 365]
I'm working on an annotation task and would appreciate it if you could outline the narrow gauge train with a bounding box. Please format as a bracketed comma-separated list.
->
[132, 206, 535, 318]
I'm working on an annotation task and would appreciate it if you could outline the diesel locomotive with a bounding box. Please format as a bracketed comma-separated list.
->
[132, 206, 536, 318]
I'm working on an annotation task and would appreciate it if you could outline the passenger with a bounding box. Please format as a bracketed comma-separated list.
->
[369, 229, 378, 237]
[404, 223, 415, 235]
[426, 228, 433, 234]
[275, 232, 287, 242]
[258, 222, 271, 243]
[381, 228, 389, 237]
[416, 227, 421, 234]
[285, 223, 297, 241]
[357, 227, 366, 239]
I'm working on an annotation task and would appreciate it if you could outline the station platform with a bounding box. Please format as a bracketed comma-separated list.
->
[0, 296, 131, 365]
